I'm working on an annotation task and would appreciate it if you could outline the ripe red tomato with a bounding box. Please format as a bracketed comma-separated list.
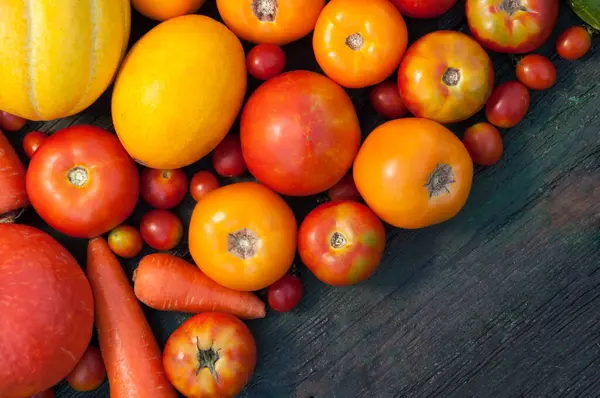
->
[390, 0, 457, 18]
[241, 70, 361, 196]
[299, 201, 386, 286]
[22, 131, 47, 158]
[246, 44, 286, 81]
[268, 274, 303, 312]
[30, 389, 55, 398]
[486, 81, 530, 128]
[140, 209, 183, 251]
[516, 54, 556, 91]
[369, 81, 409, 120]
[26, 125, 140, 239]
[141, 168, 188, 209]
[556, 26, 592, 60]
[108, 225, 144, 259]
[190, 170, 220, 202]
[66, 345, 106, 392]
[213, 134, 247, 178]
[462, 123, 503, 166]
[163, 312, 257, 398]
[328, 173, 362, 202]
[0, 110, 27, 132]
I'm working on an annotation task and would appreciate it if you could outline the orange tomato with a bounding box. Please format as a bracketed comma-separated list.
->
[313, 0, 408, 89]
[398, 30, 494, 124]
[189, 182, 297, 291]
[216, 0, 325, 45]
[131, 0, 206, 21]
[353, 118, 473, 229]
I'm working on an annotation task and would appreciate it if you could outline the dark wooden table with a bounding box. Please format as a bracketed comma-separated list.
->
[7, 1, 600, 397]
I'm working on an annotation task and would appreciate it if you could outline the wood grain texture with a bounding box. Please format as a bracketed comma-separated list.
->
[4, 1, 599, 397]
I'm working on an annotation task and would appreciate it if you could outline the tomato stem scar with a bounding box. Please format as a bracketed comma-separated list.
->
[330, 232, 347, 249]
[425, 163, 456, 198]
[442, 67, 461, 86]
[345, 33, 365, 51]
[500, 0, 527, 16]
[251, 0, 277, 22]
[67, 166, 89, 188]
[196, 338, 220, 383]
[228, 228, 259, 259]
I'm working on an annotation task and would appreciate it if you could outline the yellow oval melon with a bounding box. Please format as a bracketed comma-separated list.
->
[0, 0, 131, 121]
[112, 15, 247, 169]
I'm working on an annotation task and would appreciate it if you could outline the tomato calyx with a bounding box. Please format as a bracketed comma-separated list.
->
[499, 0, 527, 16]
[345, 33, 365, 51]
[67, 166, 89, 188]
[0, 209, 24, 224]
[442, 67, 461, 86]
[196, 339, 221, 382]
[425, 163, 456, 198]
[330, 232, 348, 249]
[227, 228, 259, 260]
[251, 0, 277, 22]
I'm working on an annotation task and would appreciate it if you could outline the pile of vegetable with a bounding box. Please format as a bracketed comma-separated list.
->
[0, 0, 596, 396]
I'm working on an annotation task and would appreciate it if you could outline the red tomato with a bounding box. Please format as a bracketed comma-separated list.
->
[190, 170, 220, 202]
[66, 345, 106, 392]
[108, 225, 144, 259]
[267, 274, 303, 312]
[140, 209, 183, 251]
[298, 201, 386, 286]
[163, 312, 257, 398]
[369, 81, 409, 120]
[486, 81, 530, 128]
[0, 110, 27, 132]
[26, 125, 140, 239]
[462, 123, 503, 166]
[29, 389, 55, 398]
[141, 168, 188, 209]
[246, 44, 286, 81]
[556, 26, 592, 60]
[516, 54, 556, 91]
[390, 0, 457, 18]
[22, 131, 47, 158]
[241, 70, 361, 196]
[328, 173, 362, 202]
[213, 135, 247, 178]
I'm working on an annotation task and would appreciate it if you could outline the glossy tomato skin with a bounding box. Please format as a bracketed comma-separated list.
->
[298, 201, 386, 286]
[486, 81, 530, 128]
[313, 0, 408, 88]
[516, 54, 556, 91]
[463, 123, 504, 166]
[267, 274, 303, 312]
[189, 182, 297, 291]
[354, 118, 474, 229]
[26, 125, 140, 239]
[213, 135, 247, 177]
[141, 168, 188, 210]
[556, 26, 592, 60]
[398, 31, 494, 124]
[22, 131, 47, 158]
[0, 110, 27, 131]
[66, 346, 106, 392]
[247, 44, 286, 81]
[241, 71, 361, 196]
[466, 0, 559, 53]
[190, 170, 220, 201]
[108, 225, 144, 259]
[140, 210, 184, 251]
[370, 81, 409, 120]
[390, 0, 458, 18]
[163, 312, 257, 398]
[328, 173, 362, 202]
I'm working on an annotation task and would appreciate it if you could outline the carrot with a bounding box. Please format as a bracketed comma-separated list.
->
[0, 129, 28, 223]
[86, 237, 177, 398]
[134, 253, 267, 319]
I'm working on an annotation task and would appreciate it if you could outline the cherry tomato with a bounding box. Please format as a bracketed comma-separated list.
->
[190, 170, 220, 202]
[267, 274, 303, 312]
[516, 54, 556, 91]
[246, 44, 286, 81]
[328, 173, 362, 202]
[486, 81, 530, 128]
[140, 210, 183, 251]
[0, 111, 27, 132]
[462, 123, 503, 166]
[141, 168, 188, 210]
[390, 0, 457, 19]
[213, 135, 247, 178]
[29, 389, 54, 398]
[66, 345, 106, 392]
[369, 81, 409, 120]
[163, 312, 257, 397]
[22, 131, 47, 158]
[556, 26, 592, 60]
[108, 225, 144, 259]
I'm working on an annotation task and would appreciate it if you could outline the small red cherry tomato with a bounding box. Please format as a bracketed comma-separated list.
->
[556, 26, 592, 60]
[22, 131, 48, 158]
[29, 389, 54, 398]
[328, 173, 362, 202]
[190, 170, 220, 202]
[267, 274, 303, 312]
[462, 123, 503, 166]
[66, 345, 106, 392]
[213, 135, 247, 178]
[246, 44, 286, 81]
[0, 111, 27, 132]
[141, 168, 188, 209]
[140, 209, 183, 251]
[108, 225, 144, 259]
[486, 81, 530, 128]
[516, 54, 556, 91]
[369, 81, 409, 119]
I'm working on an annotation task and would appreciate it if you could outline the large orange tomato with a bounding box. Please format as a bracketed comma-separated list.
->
[398, 31, 494, 124]
[131, 0, 206, 21]
[189, 182, 297, 291]
[353, 118, 473, 229]
[216, 0, 325, 45]
[313, 0, 408, 89]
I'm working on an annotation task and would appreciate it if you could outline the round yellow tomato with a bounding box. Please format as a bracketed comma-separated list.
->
[131, 0, 206, 21]
[189, 182, 297, 291]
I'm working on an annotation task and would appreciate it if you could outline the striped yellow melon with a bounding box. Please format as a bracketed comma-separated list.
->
[0, 0, 131, 121]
